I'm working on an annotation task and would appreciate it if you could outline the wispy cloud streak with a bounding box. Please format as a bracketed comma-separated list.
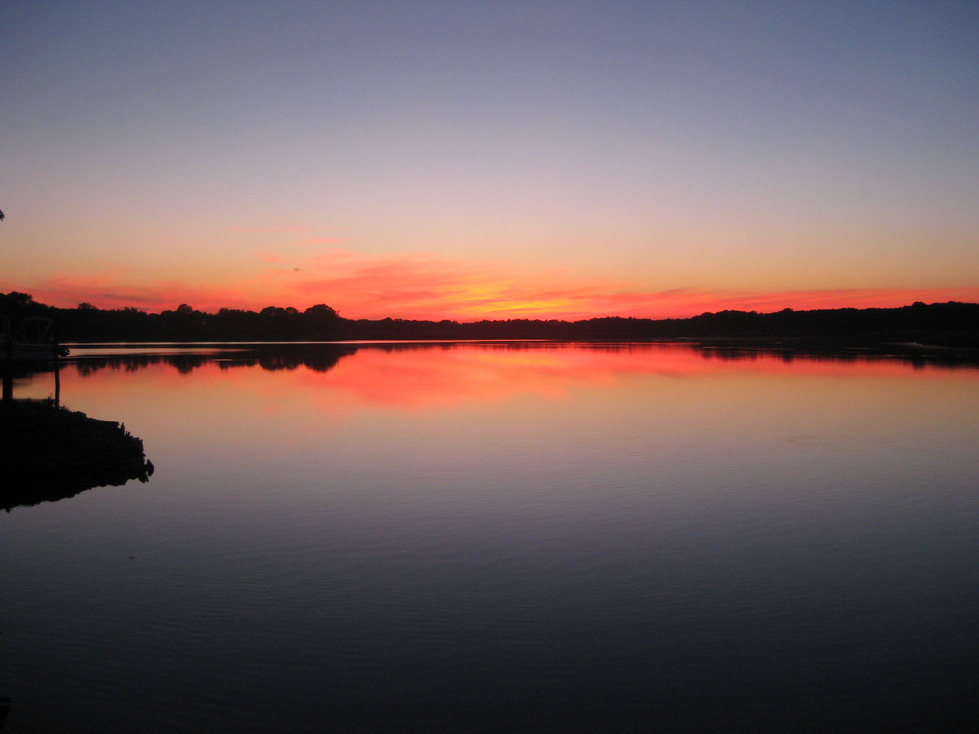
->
[7, 250, 978, 320]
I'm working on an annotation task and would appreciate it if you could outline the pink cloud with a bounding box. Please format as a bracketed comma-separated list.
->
[267, 251, 979, 320]
[18, 273, 269, 314]
[7, 250, 979, 320]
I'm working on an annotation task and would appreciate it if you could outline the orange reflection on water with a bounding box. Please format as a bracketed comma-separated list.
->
[62, 342, 978, 419]
[290, 343, 753, 412]
[314, 343, 979, 409]
[51, 342, 979, 490]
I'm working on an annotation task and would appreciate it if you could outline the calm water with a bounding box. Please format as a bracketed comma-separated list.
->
[1, 342, 977, 732]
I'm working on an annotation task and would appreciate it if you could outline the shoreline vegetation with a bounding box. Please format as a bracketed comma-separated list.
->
[2, 291, 978, 349]
[0, 399, 154, 510]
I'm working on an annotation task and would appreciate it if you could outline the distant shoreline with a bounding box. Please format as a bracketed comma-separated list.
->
[3, 292, 978, 348]
[59, 335, 977, 351]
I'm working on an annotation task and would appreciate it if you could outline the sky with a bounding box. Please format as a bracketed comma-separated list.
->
[2, 0, 977, 320]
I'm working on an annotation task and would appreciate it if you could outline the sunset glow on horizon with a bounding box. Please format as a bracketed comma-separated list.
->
[2, 2, 976, 320]
[18, 247, 979, 321]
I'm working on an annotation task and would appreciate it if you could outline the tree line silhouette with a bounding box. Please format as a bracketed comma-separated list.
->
[1, 291, 977, 346]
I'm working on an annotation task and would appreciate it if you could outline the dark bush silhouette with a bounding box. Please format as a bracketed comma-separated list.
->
[0, 400, 153, 510]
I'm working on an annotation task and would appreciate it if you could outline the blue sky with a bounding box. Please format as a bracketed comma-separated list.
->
[2, 1, 977, 318]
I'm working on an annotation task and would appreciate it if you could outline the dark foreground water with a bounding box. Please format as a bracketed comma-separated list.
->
[1, 342, 977, 732]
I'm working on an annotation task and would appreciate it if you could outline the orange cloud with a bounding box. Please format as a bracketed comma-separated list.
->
[8, 249, 979, 320]
[22, 273, 263, 313]
[261, 250, 979, 320]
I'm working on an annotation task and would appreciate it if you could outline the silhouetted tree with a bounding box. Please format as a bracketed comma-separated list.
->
[303, 303, 339, 321]
[303, 303, 341, 338]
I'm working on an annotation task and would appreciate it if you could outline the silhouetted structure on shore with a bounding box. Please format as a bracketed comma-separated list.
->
[2, 291, 977, 347]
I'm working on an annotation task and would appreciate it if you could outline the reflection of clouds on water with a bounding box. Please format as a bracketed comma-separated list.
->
[66, 340, 979, 377]
[57, 341, 979, 416]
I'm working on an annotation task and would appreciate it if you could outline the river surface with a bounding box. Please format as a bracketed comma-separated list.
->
[1, 341, 977, 732]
